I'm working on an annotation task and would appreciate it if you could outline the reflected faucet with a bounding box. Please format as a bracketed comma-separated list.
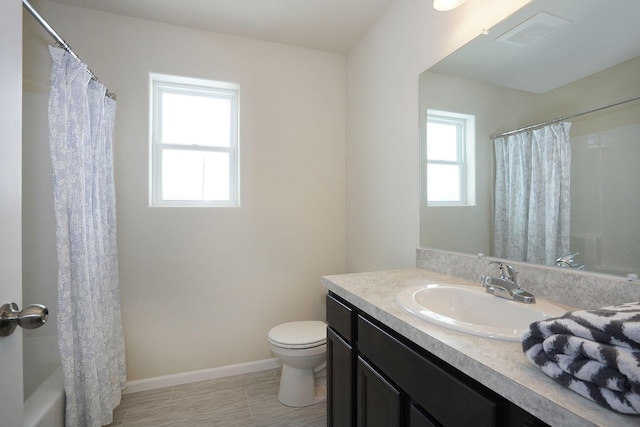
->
[556, 252, 584, 269]
[480, 261, 536, 304]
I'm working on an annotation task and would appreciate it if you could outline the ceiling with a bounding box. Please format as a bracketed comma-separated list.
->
[430, 0, 640, 93]
[47, 0, 395, 54]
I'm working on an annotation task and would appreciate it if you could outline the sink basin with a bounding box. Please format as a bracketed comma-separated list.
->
[396, 284, 566, 342]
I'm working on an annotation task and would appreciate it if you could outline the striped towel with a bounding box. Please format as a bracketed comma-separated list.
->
[522, 302, 640, 415]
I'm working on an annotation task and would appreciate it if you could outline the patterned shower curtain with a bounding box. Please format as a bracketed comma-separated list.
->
[493, 122, 572, 266]
[48, 46, 126, 427]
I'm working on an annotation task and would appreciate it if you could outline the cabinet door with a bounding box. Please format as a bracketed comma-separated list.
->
[328, 327, 355, 427]
[409, 404, 439, 427]
[357, 356, 401, 427]
[508, 404, 551, 427]
[358, 315, 499, 427]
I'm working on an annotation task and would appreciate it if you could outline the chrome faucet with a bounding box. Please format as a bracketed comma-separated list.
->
[480, 261, 536, 304]
[556, 252, 584, 269]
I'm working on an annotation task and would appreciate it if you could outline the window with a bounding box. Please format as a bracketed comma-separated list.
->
[425, 110, 475, 206]
[150, 74, 239, 207]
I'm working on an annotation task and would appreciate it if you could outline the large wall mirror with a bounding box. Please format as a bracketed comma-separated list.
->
[419, 0, 640, 278]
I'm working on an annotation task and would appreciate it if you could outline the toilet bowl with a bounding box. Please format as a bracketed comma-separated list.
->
[268, 320, 327, 407]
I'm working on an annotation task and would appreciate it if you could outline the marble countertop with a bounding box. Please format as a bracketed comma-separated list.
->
[322, 268, 639, 427]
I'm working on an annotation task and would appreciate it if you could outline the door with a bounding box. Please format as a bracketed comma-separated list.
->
[327, 327, 355, 427]
[1, 0, 25, 425]
[357, 356, 401, 427]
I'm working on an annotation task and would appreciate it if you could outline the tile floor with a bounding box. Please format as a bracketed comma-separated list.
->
[106, 368, 327, 426]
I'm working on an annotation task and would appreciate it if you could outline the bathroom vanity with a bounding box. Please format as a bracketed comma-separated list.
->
[323, 268, 640, 427]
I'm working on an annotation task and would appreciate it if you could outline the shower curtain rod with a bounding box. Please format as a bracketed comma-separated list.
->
[22, 0, 116, 100]
[490, 93, 640, 140]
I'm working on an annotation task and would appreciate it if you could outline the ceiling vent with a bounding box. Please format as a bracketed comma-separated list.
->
[496, 12, 570, 47]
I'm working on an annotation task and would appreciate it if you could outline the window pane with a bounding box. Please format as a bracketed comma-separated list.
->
[427, 164, 460, 202]
[162, 92, 231, 147]
[162, 149, 230, 201]
[203, 153, 230, 201]
[427, 121, 458, 161]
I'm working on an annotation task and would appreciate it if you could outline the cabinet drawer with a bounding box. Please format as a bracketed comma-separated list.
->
[327, 293, 355, 342]
[358, 315, 500, 427]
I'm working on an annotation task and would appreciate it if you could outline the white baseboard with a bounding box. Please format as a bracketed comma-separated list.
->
[122, 358, 281, 394]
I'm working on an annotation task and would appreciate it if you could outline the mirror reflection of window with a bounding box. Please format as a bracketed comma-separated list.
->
[426, 110, 475, 206]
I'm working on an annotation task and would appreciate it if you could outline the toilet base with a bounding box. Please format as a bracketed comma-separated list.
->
[277, 364, 327, 407]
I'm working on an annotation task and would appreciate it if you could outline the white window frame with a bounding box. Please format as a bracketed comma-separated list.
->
[150, 73, 240, 207]
[425, 110, 476, 207]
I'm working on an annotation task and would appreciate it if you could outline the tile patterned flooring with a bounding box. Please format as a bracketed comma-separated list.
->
[106, 368, 327, 426]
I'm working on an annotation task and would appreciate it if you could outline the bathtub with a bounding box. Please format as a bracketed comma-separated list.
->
[24, 365, 65, 427]
[23, 334, 65, 427]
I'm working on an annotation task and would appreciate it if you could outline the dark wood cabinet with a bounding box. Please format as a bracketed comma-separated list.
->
[327, 327, 355, 427]
[357, 356, 401, 427]
[408, 404, 439, 427]
[327, 293, 356, 427]
[326, 292, 549, 427]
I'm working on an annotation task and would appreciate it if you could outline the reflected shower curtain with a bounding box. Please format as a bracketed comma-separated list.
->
[48, 46, 126, 427]
[494, 122, 572, 266]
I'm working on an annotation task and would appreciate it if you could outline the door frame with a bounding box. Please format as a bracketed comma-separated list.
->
[0, 0, 25, 425]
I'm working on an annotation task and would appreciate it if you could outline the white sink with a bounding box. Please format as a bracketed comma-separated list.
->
[396, 284, 566, 342]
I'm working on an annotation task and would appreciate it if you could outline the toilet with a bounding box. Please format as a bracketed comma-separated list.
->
[268, 320, 327, 407]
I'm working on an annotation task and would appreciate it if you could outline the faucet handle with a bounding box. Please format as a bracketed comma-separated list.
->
[488, 261, 517, 282]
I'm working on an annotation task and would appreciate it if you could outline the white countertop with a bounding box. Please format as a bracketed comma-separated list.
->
[322, 268, 639, 427]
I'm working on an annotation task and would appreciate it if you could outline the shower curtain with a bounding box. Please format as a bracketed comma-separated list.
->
[48, 46, 126, 427]
[493, 122, 572, 266]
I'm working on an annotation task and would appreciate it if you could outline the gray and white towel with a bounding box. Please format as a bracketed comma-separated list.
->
[522, 302, 640, 415]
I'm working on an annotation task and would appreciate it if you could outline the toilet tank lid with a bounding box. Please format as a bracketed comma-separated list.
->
[268, 321, 327, 347]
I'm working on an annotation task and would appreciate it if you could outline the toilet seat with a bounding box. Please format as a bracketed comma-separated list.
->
[268, 321, 326, 349]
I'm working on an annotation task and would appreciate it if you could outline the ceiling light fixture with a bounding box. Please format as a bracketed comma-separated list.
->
[433, 0, 467, 11]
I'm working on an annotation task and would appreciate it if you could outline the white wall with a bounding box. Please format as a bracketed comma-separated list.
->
[345, 0, 532, 272]
[23, 0, 346, 381]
